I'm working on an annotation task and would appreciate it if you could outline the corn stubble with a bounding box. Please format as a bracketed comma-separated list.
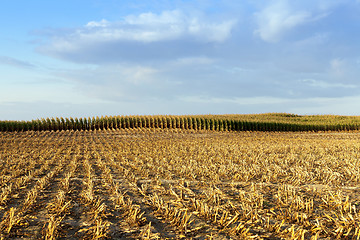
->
[1, 128, 360, 239]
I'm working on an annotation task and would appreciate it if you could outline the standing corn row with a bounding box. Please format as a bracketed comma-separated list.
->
[2, 115, 360, 132]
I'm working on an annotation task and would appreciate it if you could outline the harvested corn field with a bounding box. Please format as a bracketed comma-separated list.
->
[1, 128, 360, 239]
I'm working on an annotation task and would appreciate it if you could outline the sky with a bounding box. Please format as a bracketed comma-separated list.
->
[1, 0, 360, 120]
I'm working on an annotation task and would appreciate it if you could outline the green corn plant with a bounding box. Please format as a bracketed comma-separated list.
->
[94, 116, 100, 130]
[78, 117, 83, 130]
[133, 116, 138, 128]
[189, 117, 194, 130]
[123, 117, 128, 129]
[159, 116, 164, 129]
[63, 118, 69, 130]
[155, 117, 160, 128]
[109, 116, 114, 129]
[199, 118, 204, 130]
[209, 118, 214, 130]
[99, 116, 105, 130]
[111, 116, 116, 129]
[82, 118, 87, 130]
[164, 116, 169, 129]
[119, 116, 124, 129]
[54, 117, 60, 131]
[130, 116, 135, 128]
[70, 117, 75, 130]
[114, 116, 120, 129]
[89, 117, 94, 130]
[104, 116, 109, 130]
[45, 118, 51, 131]
[176, 116, 182, 129]
[40, 118, 46, 131]
[168, 117, 174, 129]
[59, 117, 64, 131]
[141, 117, 146, 128]
[184, 117, 189, 130]
[173, 117, 178, 129]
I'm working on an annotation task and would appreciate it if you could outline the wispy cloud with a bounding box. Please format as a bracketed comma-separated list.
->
[254, 0, 329, 42]
[0, 56, 35, 68]
[291, 95, 360, 115]
[37, 10, 236, 64]
[174, 56, 216, 65]
[294, 33, 329, 46]
[180, 95, 289, 105]
[300, 78, 357, 89]
[330, 58, 345, 77]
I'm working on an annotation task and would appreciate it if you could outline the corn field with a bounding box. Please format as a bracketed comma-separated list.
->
[1, 114, 360, 132]
[1, 127, 360, 239]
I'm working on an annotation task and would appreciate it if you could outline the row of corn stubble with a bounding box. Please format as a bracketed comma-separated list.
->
[2, 129, 360, 238]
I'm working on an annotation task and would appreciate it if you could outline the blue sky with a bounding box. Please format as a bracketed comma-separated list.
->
[1, 0, 360, 120]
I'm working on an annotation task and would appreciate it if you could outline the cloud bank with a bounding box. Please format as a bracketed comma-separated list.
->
[34, 3, 360, 104]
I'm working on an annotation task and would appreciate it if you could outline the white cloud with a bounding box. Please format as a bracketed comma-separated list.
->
[86, 19, 109, 28]
[180, 96, 289, 105]
[294, 33, 329, 46]
[180, 94, 360, 116]
[254, 1, 328, 42]
[330, 58, 345, 76]
[120, 66, 159, 85]
[41, 10, 236, 54]
[53, 64, 173, 102]
[300, 78, 357, 89]
[121, 10, 236, 42]
[291, 95, 360, 115]
[118, 10, 236, 43]
[175, 56, 216, 65]
[37, 9, 236, 64]
[0, 81, 95, 104]
[0, 56, 35, 68]
[317, 0, 349, 10]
